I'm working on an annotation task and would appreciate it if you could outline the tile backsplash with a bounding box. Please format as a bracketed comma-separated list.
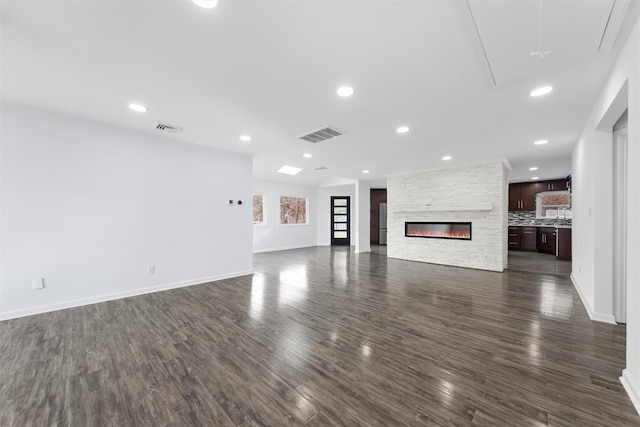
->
[508, 210, 572, 227]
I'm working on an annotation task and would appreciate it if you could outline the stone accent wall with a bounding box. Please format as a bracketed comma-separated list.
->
[387, 163, 508, 272]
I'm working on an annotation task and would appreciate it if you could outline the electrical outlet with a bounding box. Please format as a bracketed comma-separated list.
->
[147, 265, 155, 275]
[32, 278, 45, 290]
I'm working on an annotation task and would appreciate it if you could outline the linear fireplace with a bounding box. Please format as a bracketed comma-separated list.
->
[405, 222, 472, 240]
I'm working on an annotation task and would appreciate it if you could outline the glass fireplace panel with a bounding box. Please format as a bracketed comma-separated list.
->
[405, 222, 471, 240]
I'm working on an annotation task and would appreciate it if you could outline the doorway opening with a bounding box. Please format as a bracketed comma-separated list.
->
[613, 111, 628, 324]
[370, 189, 387, 245]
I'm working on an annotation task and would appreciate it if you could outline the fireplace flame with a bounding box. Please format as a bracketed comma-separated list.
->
[406, 230, 471, 239]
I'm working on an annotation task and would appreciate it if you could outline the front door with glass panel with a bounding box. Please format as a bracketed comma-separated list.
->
[331, 196, 350, 246]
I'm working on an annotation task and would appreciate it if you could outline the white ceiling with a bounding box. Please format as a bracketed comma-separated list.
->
[1, 0, 636, 187]
[468, 0, 615, 85]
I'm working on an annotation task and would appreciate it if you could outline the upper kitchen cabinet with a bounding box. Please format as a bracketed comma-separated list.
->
[509, 179, 570, 212]
[509, 182, 537, 211]
[535, 179, 569, 192]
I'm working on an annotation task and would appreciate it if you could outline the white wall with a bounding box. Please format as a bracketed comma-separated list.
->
[571, 17, 640, 413]
[253, 181, 317, 253]
[316, 184, 356, 246]
[354, 180, 371, 253]
[0, 102, 253, 320]
[387, 163, 508, 272]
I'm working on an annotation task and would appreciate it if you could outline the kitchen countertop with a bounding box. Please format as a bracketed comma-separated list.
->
[509, 223, 572, 229]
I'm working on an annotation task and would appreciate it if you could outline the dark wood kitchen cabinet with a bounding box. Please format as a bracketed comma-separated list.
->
[508, 226, 537, 251]
[509, 183, 537, 211]
[557, 228, 572, 261]
[537, 227, 556, 254]
[509, 179, 569, 211]
[508, 186, 520, 211]
[508, 226, 521, 249]
[535, 179, 568, 193]
[520, 226, 537, 250]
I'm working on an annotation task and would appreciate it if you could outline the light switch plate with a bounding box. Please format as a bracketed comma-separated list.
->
[32, 278, 44, 290]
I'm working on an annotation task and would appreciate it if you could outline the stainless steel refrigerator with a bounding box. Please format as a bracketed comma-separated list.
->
[379, 203, 387, 245]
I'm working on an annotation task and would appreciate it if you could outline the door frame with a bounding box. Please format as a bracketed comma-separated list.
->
[613, 128, 628, 323]
[331, 196, 350, 246]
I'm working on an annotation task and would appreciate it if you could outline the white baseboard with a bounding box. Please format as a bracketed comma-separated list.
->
[590, 311, 617, 324]
[355, 247, 372, 254]
[253, 244, 316, 254]
[621, 369, 640, 415]
[0, 270, 253, 322]
[570, 273, 617, 324]
[570, 273, 593, 313]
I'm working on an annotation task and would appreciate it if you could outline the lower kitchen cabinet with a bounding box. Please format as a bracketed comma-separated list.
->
[521, 226, 537, 250]
[509, 225, 570, 258]
[508, 226, 538, 251]
[557, 228, 572, 261]
[537, 227, 556, 255]
[508, 226, 521, 249]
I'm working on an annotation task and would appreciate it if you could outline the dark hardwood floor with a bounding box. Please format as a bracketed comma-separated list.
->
[1, 246, 637, 426]
[507, 250, 572, 277]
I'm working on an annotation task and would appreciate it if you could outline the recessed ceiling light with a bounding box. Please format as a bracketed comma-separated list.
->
[529, 166, 539, 171]
[530, 86, 553, 97]
[396, 126, 410, 134]
[239, 135, 251, 142]
[362, 170, 369, 174]
[442, 155, 452, 161]
[303, 153, 312, 158]
[128, 103, 147, 113]
[277, 165, 302, 176]
[532, 176, 540, 180]
[192, 0, 218, 8]
[337, 86, 354, 97]
[534, 139, 548, 145]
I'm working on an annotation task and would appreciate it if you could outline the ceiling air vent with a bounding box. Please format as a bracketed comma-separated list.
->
[155, 122, 183, 134]
[298, 126, 343, 143]
[313, 166, 329, 171]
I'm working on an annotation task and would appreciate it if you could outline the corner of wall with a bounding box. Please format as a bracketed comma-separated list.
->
[621, 369, 640, 416]
[570, 274, 617, 324]
[253, 181, 319, 253]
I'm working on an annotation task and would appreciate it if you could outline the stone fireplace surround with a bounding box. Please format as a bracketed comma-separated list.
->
[387, 163, 508, 272]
